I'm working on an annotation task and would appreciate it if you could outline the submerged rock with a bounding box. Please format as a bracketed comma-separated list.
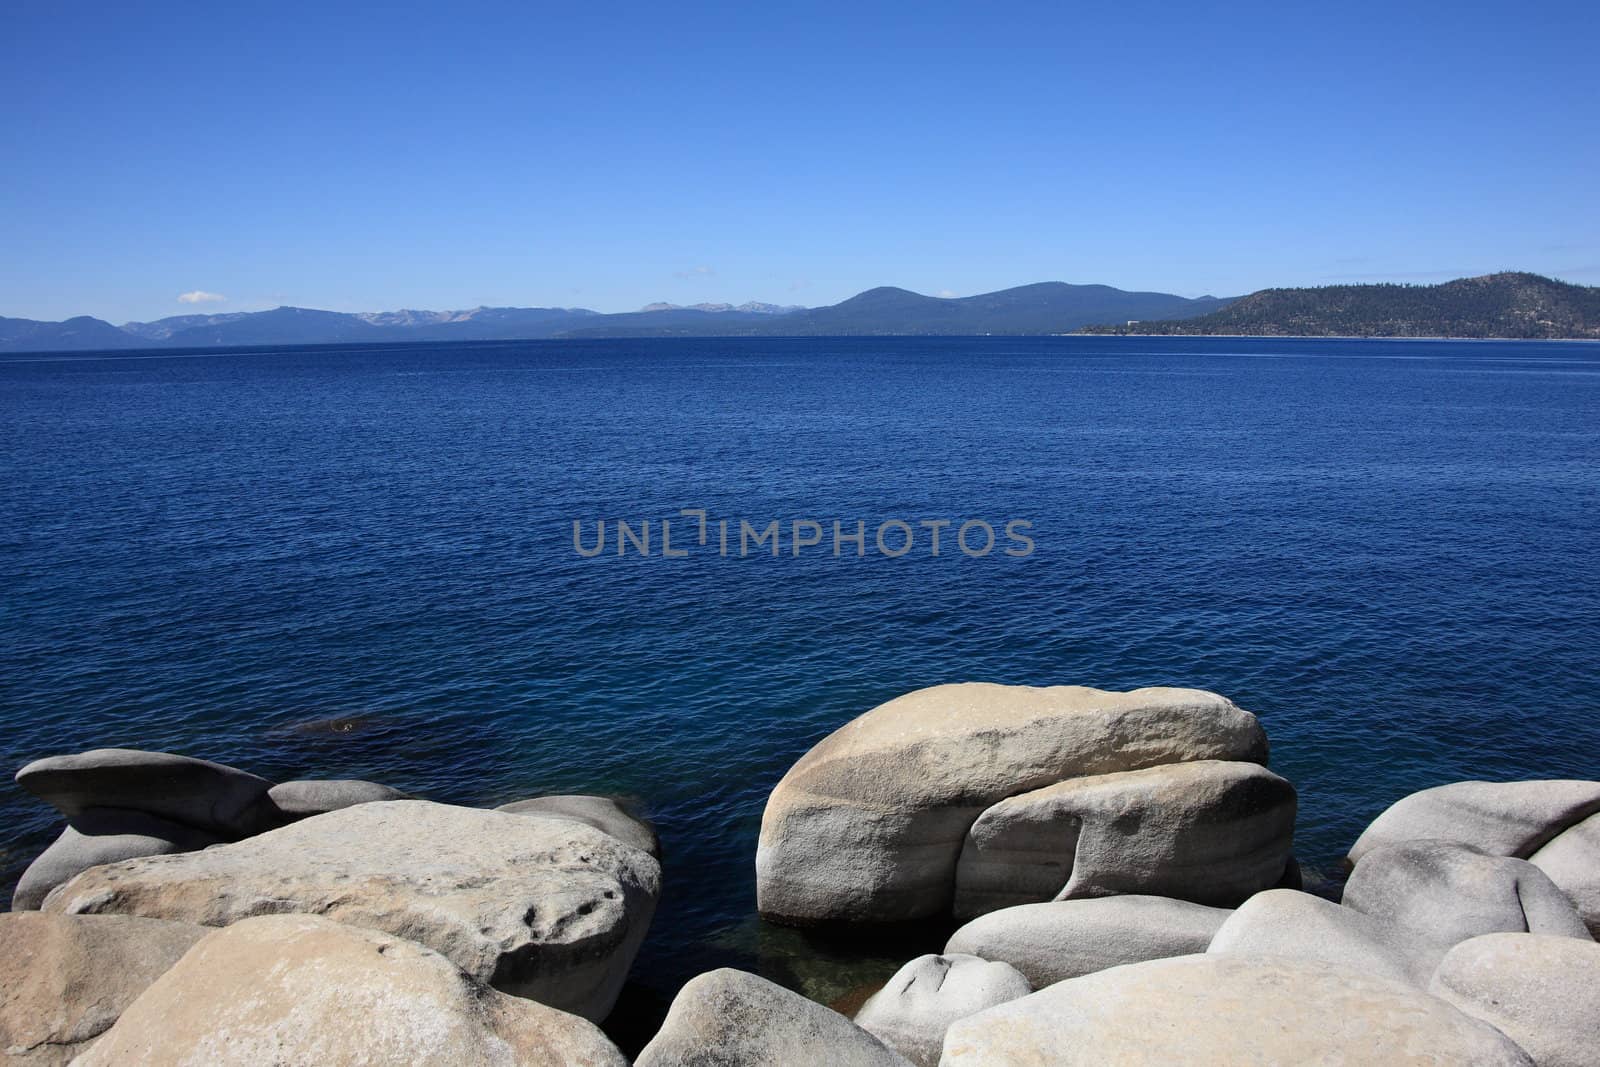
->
[0, 911, 206, 1066]
[953, 759, 1294, 915]
[757, 683, 1269, 925]
[11, 809, 220, 911]
[1430, 932, 1600, 1067]
[939, 954, 1532, 1065]
[263, 778, 411, 821]
[635, 968, 911, 1066]
[1208, 888, 1426, 986]
[41, 800, 660, 1022]
[497, 794, 660, 858]
[945, 895, 1229, 987]
[72, 914, 627, 1067]
[1341, 840, 1591, 970]
[14, 749, 278, 839]
[853, 953, 1030, 1066]
[1530, 811, 1600, 937]
[1349, 779, 1600, 864]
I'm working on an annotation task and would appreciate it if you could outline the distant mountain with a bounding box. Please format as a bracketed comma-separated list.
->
[564, 283, 1231, 338]
[638, 301, 804, 314]
[561, 307, 800, 333]
[161, 306, 397, 347]
[121, 312, 254, 340]
[1084, 273, 1600, 339]
[378, 307, 599, 342]
[795, 283, 1230, 336]
[0, 315, 144, 352]
[146, 305, 604, 347]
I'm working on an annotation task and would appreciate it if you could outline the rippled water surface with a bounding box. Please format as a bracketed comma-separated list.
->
[3, 335, 1598, 1014]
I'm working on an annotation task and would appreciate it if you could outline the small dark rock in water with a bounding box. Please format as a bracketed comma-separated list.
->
[283, 714, 384, 736]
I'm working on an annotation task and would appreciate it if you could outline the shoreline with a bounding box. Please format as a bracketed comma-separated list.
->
[5, 685, 1597, 1064]
[3, 331, 1599, 361]
[1072, 331, 1600, 342]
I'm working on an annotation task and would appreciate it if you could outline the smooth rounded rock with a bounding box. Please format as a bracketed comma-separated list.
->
[11, 809, 220, 911]
[636, 968, 912, 1066]
[758, 683, 1269, 925]
[938, 954, 1533, 1065]
[0, 912, 207, 1066]
[1349, 779, 1600, 864]
[1341, 840, 1592, 965]
[15, 749, 278, 839]
[42, 800, 660, 1022]
[945, 895, 1229, 987]
[1430, 932, 1600, 1067]
[853, 954, 1030, 1067]
[72, 914, 627, 1067]
[953, 759, 1294, 915]
[1530, 811, 1600, 937]
[1208, 888, 1427, 985]
[264, 779, 410, 820]
[497, 794, 660, 858]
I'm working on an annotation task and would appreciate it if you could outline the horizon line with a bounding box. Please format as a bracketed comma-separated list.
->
[6, 269, 1586, 327]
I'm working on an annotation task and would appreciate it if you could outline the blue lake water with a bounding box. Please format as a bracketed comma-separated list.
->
[3, 335, 1599, 1015]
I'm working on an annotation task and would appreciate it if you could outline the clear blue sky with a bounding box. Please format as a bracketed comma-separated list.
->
[4, 0, 1597, 323]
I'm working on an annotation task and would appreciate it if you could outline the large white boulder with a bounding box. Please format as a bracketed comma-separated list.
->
[635, 968, 911, 1066]
[14, 749, 279, 839]
[953, 759, 1294, 915]
[72, 915, 627, 1066]
[757, 683, 1269, 925]
[0, 912, 207, 1066]
[41, 800, 660, 1021]
[1530, 811, 1600, 937]
[945, 895, 1229, 987]
[1430, 932, 1600, 1067]
[1349, 780, 1600, 864]
[11, 809, 219, 911]
[1341, 840, 1591, 970]
[1207, 888, 1426, 985]
[938, 954, 1532, 1065]
[497, 794, 660, 858]
[263, 779, 410, 821]
[853, 954, 1030, 1066]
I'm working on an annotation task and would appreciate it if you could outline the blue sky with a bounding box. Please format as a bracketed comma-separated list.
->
[3, 1, 1597, 323]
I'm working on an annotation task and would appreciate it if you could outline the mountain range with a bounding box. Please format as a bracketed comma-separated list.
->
[0, 283, 1229, 352]
[8, 273, 1595, 352]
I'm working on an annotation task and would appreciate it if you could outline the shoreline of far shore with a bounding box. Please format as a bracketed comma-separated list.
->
[1069, 332, 1600, 342]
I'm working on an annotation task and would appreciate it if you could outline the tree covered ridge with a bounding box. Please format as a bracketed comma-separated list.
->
[1084, 273, 1600, 339]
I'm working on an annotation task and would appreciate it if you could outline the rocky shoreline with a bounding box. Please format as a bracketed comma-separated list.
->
[4, 683, 1598, 1065]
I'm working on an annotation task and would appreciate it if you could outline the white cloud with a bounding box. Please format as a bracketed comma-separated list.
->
[936, 289, 958, 298]
[178, 290, 227, 304]
[673, 265, 715, 279]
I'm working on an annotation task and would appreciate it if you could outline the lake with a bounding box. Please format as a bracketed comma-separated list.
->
[3, 334, 1598, 1017]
